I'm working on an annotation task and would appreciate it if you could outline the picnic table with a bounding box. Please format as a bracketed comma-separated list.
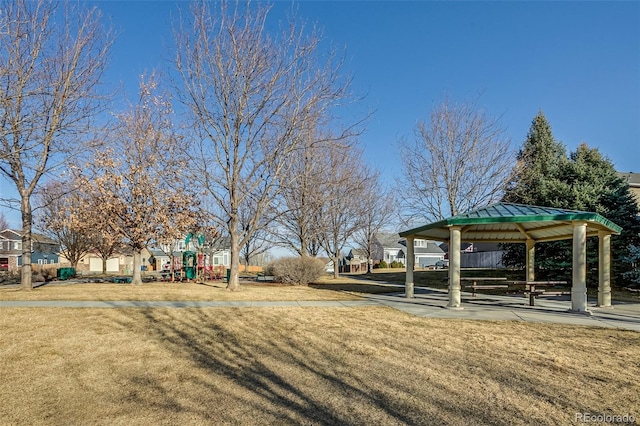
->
[511, 281, 570, 306]
[461, 277, 509, 297]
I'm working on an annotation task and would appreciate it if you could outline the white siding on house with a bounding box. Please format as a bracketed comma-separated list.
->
[384, 248, 401, 263]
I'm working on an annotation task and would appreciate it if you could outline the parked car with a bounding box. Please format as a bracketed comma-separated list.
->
[435, 260, 449, 269]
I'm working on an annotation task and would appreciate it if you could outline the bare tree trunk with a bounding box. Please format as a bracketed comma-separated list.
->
[169, 254, 175, 282]
[132, 249, 142, 285]
[20, 197, 33, 290]
[228, 225, 240, 291]
[102, 257, 107, 275]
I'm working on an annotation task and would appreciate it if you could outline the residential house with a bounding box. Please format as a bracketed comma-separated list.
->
[343, 249, 367, 273]
[618, 172, 640, 210]
[400, 238, 446, 268]
[372, 233, 445, 268]
[372, 233, 406, 266]
[75, 246, 135, 274]
[0, 229, 60, 272]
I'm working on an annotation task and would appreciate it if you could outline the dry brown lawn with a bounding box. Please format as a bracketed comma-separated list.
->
[1, 305, 638, 425]
[0, 281, 361, 302]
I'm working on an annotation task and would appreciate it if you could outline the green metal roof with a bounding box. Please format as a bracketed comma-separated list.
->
[399, 203, 623, 243]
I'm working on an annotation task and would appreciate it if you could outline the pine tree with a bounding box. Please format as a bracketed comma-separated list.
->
[503, 113, 640, 286]
[503, 111, 567, 206]
[502, 111, 569, 274]
[560, 144, 640, 284]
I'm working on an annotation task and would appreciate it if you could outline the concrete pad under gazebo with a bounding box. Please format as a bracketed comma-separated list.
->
[399, 203, 623, 314]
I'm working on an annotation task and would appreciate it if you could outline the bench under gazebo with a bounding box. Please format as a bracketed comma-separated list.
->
[399, 203, 622, 313]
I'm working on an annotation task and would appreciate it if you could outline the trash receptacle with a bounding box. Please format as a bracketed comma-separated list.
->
[57, 267, 76, 280]
[226, 268, 230, 283]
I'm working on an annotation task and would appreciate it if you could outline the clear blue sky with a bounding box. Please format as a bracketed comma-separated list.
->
[2, 1, 639, 227]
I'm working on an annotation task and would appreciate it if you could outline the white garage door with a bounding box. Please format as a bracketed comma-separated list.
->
[89, 258, 120, 273]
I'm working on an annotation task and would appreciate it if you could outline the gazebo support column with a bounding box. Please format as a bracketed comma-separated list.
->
[598, 231, 612, 308]
[447, 226, 462, 309]
[526, 239, 535, 282]
[571, 222, 589, 313]
[405, 236, 414, 298]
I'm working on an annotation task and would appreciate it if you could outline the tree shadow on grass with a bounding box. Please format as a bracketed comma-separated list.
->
[110, 307, 523, 425]
[108, 307, 640, 425]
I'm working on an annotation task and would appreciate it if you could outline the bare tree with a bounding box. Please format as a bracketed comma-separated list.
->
[174, 1, 355, 290]
[92, 234, 122, 275]
[238, 201, 272, 272]
[318, 144, 372, 279]
[272, 134, 328, 257]
[398, 95, 513, 223]
[80, 76, 198, 285]
[353, 183, 396, 273]
[0, 212, 8, 231]
[0, 0, 111, 289]
[35, 180, 95, 270]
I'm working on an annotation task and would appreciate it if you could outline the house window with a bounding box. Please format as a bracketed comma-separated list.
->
[14, 242, 22, 250]
[38, 259, 43, 265]
[414, 240, 425, 247]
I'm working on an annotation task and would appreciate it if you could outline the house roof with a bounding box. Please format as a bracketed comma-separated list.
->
[375, 233, 404, 249]
[618, 172, 640, 187]
[399, 202, 622, 243]
[399, 239, 445, 254]
[1, 229, 58, 245]
[0, 229, 21, 240]
[347, 249, 367, 260]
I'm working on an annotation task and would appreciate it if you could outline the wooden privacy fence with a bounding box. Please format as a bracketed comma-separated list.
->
[460, 251, 506, 268]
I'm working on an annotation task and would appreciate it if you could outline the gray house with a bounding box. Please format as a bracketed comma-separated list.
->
[372, 233, 445, 268]
[0, 229, 60, 272]
[399, 238, 445, 268]
[372, 233, 406, 265]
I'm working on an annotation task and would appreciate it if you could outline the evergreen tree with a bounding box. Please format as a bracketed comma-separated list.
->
[502, 111, 569, 275]
[560, 144, 640, 285]
[503, 111, 567, 205]
[503, 113, 640, 286]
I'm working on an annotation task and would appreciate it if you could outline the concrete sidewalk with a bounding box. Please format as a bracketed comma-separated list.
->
[367, 286, 640, 332]
[1, 286, 639, 331]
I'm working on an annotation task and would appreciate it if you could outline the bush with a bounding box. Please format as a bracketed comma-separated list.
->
[390, 260, 404, 268]
[262, 263, 275, 276]
[269, 256, 326, 285]
[378, 260, 388, 269]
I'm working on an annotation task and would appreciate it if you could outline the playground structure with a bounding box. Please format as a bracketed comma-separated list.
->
[159, 250, 227, 283]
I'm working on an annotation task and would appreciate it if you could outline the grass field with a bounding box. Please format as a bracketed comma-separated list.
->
[0, 280, 361, 302]
[1, 281, 639, 425]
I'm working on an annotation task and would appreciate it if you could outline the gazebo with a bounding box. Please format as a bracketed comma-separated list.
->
[399, 203, 622, 313]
